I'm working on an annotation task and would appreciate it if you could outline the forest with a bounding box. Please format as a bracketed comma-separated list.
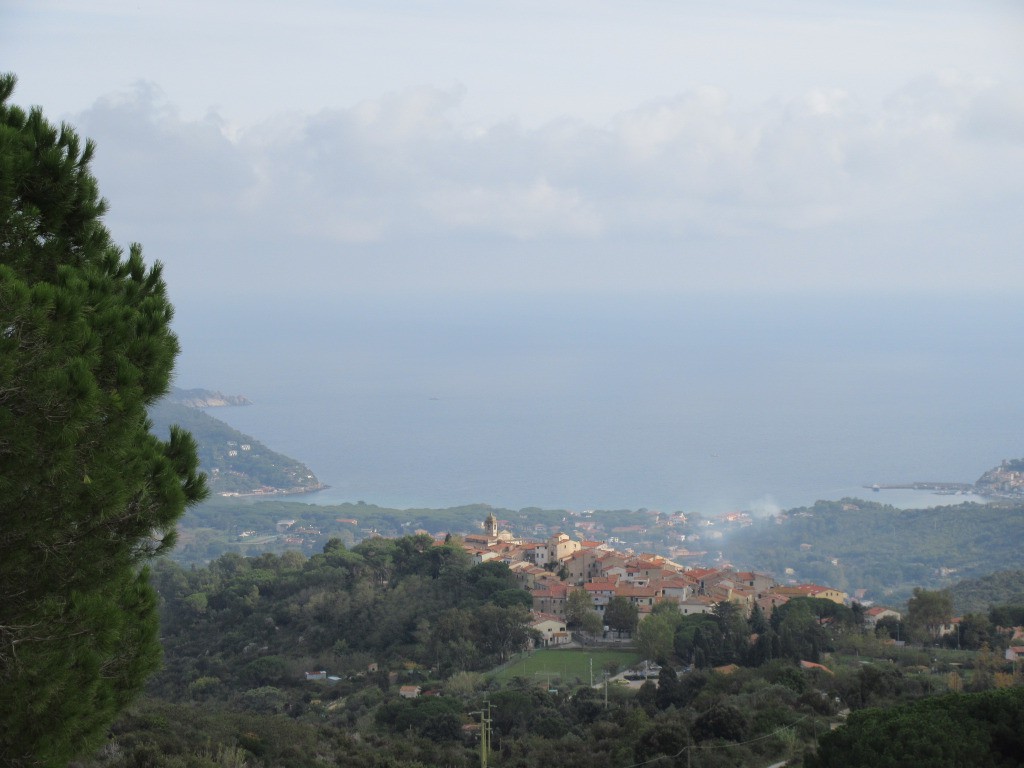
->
[721, 499, 1024, 603]
[148, 400, 324, 496]
[66, 535, 1024, 768]
[949, 570, 1024, 614]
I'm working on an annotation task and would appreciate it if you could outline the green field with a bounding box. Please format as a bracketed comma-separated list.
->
[491, 648, 642, 688]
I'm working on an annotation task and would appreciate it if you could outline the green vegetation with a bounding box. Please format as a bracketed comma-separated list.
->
[169, 497, 529, 564]
[0, 74, 205, 766]
[906, 587, 954, 642]
[808, 686, 1024, 767]
[148, 399, 323, 496]
[58, 534, 1023, 768]
[175, 494, 1024, 607]
[491, 649, 641, 687]
[173, 494, 749, 567]
[605, 595, 640, 635]
[873, 598, 1024, 655]
[147, 537, 535, 696]
[949, 570, 1024, 614]
[722, 498, 1024, 602]
[170, 496, 679, 565]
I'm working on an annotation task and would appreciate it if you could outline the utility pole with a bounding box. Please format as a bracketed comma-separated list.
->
[481, 699, 493, 768]
[470, 700, 494, 768]
[589, 657, 593, 687]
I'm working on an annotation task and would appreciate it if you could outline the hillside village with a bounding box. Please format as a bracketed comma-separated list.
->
[400, 513, 1024, 672]
[452, 512, 880, 646]
[975, 459, 1024, 498]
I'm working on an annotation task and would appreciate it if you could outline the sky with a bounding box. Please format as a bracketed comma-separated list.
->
[4, 0, 1024, 306]
[4, 2, 1024, 512]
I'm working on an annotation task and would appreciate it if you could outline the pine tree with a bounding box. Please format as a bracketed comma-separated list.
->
[0, 73, 207, 767]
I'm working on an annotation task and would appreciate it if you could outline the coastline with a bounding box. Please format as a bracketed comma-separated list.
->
[864, 481, 976, 494]
[864, 481, 1024, 503]
[218, 483, 330, 499]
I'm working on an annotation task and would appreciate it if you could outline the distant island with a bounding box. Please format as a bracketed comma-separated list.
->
[149, 389, 325, 497]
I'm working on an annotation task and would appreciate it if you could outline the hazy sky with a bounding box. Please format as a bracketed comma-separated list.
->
[4, 1, 1024, 303]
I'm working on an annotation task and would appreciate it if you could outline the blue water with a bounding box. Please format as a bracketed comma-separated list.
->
[171, 293, 1024, 514]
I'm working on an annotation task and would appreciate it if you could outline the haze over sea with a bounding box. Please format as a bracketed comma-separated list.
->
[174, 293, 1022, 516]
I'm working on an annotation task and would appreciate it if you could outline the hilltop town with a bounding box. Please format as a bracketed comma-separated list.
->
[453, 511, 884, 645]
[975, 459, 1024, 498]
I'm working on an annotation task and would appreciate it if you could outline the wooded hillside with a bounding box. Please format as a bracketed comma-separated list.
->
[721, 499, 1024, 603]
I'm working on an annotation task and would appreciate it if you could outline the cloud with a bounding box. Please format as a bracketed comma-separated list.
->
[72, 74, 1024, 297]
[424, 179, 603, 239]
[77, 82, 254, 235]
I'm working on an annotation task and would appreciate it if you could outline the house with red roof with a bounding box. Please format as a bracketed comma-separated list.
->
[657, 576, 692, 605]
[520, 541, 550, 567]
[774, 584, 848, 605]
[863, 606, 901, 629]
[532, 582, 570, 617]
[615, 583, 661, 614]
[565, 547, 607, 585]
[583, 577, 619, 614]
[756, 591, 790, 618]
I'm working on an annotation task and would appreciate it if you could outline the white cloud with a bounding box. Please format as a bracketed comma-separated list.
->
[425, 178, 604, 239]
[69, 72, 1024, 297]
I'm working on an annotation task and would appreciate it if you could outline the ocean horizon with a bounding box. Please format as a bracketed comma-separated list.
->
[173, 292, 1023, 515]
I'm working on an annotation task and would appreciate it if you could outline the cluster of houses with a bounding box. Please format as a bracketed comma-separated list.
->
[455, 513, 876, 647]
[298, 514, 1024, 691]
[975, 460, 1024, 498]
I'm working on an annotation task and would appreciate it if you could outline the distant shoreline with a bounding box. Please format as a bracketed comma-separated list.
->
[219, 484, 330, 499]
[864, 482, 1024, 503]
[864, 481, 976, 493]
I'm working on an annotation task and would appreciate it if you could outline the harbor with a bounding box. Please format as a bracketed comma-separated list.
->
[865, 482, 975, 494]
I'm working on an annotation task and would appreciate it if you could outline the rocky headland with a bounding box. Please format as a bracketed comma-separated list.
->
[168, 387, 253, 408]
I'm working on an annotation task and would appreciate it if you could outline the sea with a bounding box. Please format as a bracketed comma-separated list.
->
[171, 292, 1023, 515]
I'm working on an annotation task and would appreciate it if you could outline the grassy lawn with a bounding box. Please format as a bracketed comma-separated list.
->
[831, 644, 979, 670]
[491, 648, 642, 688]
